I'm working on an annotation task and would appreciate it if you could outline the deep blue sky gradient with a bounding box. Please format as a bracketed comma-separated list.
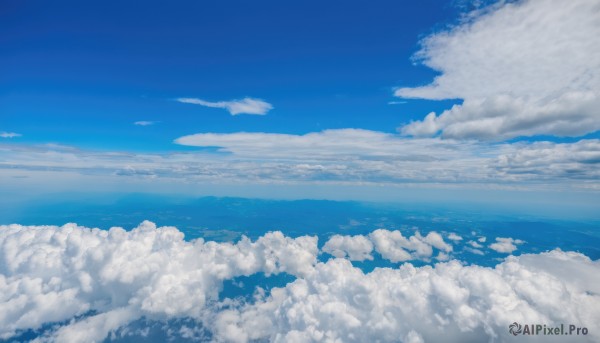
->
[2, 0, 598, 218]
[2, 0, 462, 151]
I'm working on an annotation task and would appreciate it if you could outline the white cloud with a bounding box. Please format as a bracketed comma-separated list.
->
[1, 130, 600, 191]
[369, 229, 452, 263]
[396, 0, 600, 140]
[0, 222, 598, 342]
[0, 132, 21, 138]
[465, 247, 485, 256]
[489, 237, 525, 254]
[494, 139, 600, 181]
[468, 240, 483, 249]
[215, 249, 600, 343]
[422, 231, 453, 252]
[0, 221, 317, 341]
[133, 121, 158, 126]
[447, 232, 463, 241]
[173, 130, 600, 184]
[435, 252, 450, 262]
[176, 97, 273, 115]
[322, 230, 454, 263]
[174, 129, 472, 160]
[322, 234, 373, 261]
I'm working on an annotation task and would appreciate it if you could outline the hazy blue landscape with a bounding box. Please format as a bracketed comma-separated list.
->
[3, 195, 599, 342]
[3, 194, 599, 265]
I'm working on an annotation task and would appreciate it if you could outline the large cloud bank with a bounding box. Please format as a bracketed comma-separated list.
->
[396, 0, 600, 140]
[1, 222, 599, 342]
[3, 130, 599, 190]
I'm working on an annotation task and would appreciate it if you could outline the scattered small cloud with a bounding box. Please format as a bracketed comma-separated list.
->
[447, 232, 463, 241]
[468, 240, 483, 248]
[465, 247, 485, 255]
[323, 230, 454, 263]
[369, 229, 452, 263]
[176, 97, 273, 115]
[0, 132, 21, 138]
[489, 237, 525, 254]
[133, 121, 158, 126]
[388, 101, 407, 105]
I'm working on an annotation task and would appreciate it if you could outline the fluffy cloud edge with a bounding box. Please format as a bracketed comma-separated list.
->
[489, 236, 525, 253]
[395, 0, 600, 140]
[1, 222, 599, 342]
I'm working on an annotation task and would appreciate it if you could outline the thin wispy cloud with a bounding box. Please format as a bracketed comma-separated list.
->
[133, 121, 158, 126]
[387, 101, 407, 105]
[176, 97, 273, 115]
[1, 129, 599, 190]
[396, 0, 600, 140]
[0, 132, 21, 138]
[174, 129, 600, 185]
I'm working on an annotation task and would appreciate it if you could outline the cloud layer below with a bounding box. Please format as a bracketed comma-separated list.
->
[0, 222, 598, 342]
[396, 0, 600, 140]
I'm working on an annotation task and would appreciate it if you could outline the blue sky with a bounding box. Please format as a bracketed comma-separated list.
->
[1, 0, 600, 211]
[3, 0, 461, 151]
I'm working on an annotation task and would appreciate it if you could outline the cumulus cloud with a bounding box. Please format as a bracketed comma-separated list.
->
[215, 249, 600, 343]
[322, 230, 453, 263]
[322, 234, 374, 261]
[0, 222, 598, 342]
[468, 240, 483, 249]
[489, 237, 525, 253]
[0, 222, 317, 341]
[0, 132, 21, 138]
[369, 229, 452, 263]
[134, 121, 158, 126]
[396, 0, 600, 140]
[176, 97, 273, 115]
[447, 232, 463, 241]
